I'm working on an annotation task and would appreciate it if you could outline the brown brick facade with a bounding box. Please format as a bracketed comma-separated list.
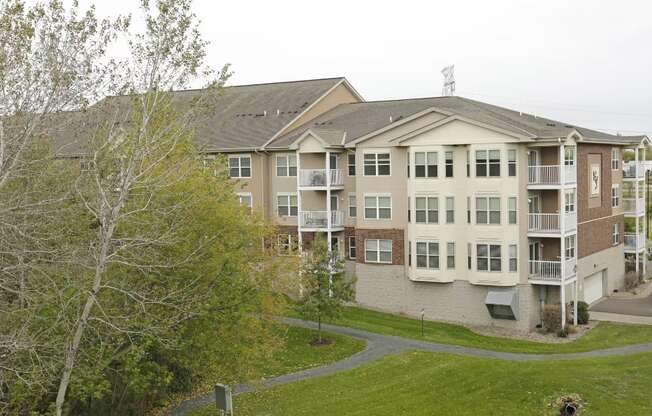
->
[355, 228, 405, 265]
[577, 143, 614, 222]
[578, 215, 624, 258]
[577, 143, 624, 258]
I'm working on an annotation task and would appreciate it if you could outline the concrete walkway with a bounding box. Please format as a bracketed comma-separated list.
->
[590, 292, 652, 317]
[169, 317, 652, 415]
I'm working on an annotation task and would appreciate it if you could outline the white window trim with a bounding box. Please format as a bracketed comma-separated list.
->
[612, 224, 620, 245]
[275, 153, 297, 177]
[362, 150, 392, 177]
[364, 239, 393, 264]
[508, 196, 518, 225]
[236, 192, 253, 209]
[276, 192, 298, 217]
[564, 190, 576, 213]
[476, 243, 502, 272]
[415, 239, 440, 270]
[228, 153, 252, 178]
[507, 149, 517, 177]
[348, 236, 357, 259]
[348, 153, 356, 176]
[508, 244, 518, 273]
[475, 196, 501, 225]
[611, 184, 620, 208]
[363, 193, 392, 220]
[611, 148, 620, 171]
[475, 149, 501, 178]
[413, 151, 439, 179]
[414, 195, 439, 224]
[348, 193, 357, 218]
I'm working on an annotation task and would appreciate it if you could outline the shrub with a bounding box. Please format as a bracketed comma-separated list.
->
[569, 301, 590, 325]
[557, 326, 569, 338]
[625, 271, 644, 291]
[542, 304, 570, 333]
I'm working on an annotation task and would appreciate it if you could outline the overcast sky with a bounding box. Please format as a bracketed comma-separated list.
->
[79, 0, 652, 136]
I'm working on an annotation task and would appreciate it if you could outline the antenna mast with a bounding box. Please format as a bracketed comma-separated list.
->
[441, 65, 455, 96]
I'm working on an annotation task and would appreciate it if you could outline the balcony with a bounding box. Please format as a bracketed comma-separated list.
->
[299, 210, 344, 231]
[298, 169, 344, 188]
[527, 165, 576, 187]
[528, 259, 577, 284]
[527, 212, 577, 235]
[623, 198, 645, 216]
[624, 233, 645, 253]
[623, 163, 646, 180]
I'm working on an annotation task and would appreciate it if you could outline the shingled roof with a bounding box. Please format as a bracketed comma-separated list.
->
[49, 77, 350, 155]
[270, 96, 642, 148]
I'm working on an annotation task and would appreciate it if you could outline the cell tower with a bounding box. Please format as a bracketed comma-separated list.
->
[441, 65, 455, 96]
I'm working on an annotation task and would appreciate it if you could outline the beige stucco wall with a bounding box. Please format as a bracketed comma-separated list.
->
[283, 83, 361, 135]
[577, 244, 625, 299]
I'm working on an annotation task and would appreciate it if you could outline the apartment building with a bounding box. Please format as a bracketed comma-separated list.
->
[57, 77, 650, 331]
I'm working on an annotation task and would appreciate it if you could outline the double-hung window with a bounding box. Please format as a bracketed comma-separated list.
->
[364, 153, 390, 176]
[237, 193, 253, 211]
[276, 154, 297, 176]
[348, 236, 357, 259]
[612, 224, 620, 245]
[467, 243, 472, 270]
[565, 190, 576, 213]
[415, 196, 438, 224]
[564, 147, 576, 167]
[475, 150, 500, 177]
[415, 152, 437, 178]
[508, 197, 517, 224]
[477, 244, 501, 272]
[466, 150, 470, 177]
[476, 197, 500, 224]
[611, 148, 620, 170]
[365, 239, 392, 263]
[565, 235, 576, 258]
[348, 194, 357, 217]
[277, 193, 298, 217]
[446, 197, 455, 224]
[611, 184, 620, 208]
[416, 241, 439, 269]
[466, 197, 471, 223]
[348, 153, 356, 176]
[445, 151, 454, 177]
[509, 244, 517, 272]
[447, 242, 455, 269]
[364, 195, 392, 219]
[508, 150, 517, 177]
[229, 154, 251, 178]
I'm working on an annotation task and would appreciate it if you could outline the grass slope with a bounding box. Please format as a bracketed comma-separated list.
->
[329, 306, 652, 353]
[229, 350, 652, 416]
[257, 325, 366, 379]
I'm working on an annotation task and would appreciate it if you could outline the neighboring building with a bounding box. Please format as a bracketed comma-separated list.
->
[56, 77, 651, 331]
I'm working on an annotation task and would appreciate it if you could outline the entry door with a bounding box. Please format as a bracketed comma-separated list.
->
[329, 154, 338, 169]
[528, 194, 540, 213]
[529, 242, 541, 274]
[528, 150, 539, 183]
[330, 195, 338, 211]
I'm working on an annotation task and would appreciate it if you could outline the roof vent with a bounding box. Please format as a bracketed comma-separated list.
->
[546, 122, 556, 127]
[389, 116, 393, 123]
[276, 109, 280, 116]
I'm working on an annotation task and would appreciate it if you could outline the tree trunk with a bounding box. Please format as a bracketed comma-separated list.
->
[55, 217, 116, 416]
[318, 312, 322, 343]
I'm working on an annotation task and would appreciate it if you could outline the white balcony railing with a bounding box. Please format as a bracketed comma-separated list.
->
[528, 165, 576, 186]
[527, 212, 577, 233]
[528, 258, 576, 282]
[624, 233, 645, 251]
[299, 210, 344, 229]
[623, 198, 645, 215]
[528, 213, 560, 233]
[298, 169, 344, 187]
[623, 163, 646, 179]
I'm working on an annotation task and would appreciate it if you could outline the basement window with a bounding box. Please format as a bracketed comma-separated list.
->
[485, 288, 519, 320]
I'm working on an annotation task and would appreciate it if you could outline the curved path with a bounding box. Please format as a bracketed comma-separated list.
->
[170, 317, 652, 415]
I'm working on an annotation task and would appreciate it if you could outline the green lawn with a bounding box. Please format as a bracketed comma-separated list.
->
[256, 325, 366, 379]
[215, 350, 652, 416]
[326, 306, 652, 354]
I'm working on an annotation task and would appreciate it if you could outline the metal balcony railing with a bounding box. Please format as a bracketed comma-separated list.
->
[623, 164, 646, 179]
[527, 212, 577, 233]
[624, 233, 645, 251]
[298, 169, 344, 187]
[623, 198, 645, 216]
[527, 165, 576, 186]
[299, 210, 344, 229]
[528, 258, 576, 282]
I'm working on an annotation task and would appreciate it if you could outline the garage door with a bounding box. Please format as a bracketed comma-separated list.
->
[584, 271, 604, 304]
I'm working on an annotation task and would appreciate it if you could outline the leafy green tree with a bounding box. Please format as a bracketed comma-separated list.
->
[297, 234, 355, 344]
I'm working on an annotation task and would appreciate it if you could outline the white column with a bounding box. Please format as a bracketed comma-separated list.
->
[559, 144, 567, 329]
[573, 279, 578, 326]
[643, 146, 647, 276]
[636, 147, 640, 274]
[296, 152, 303, 254]
[326, 151, 333, 296]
